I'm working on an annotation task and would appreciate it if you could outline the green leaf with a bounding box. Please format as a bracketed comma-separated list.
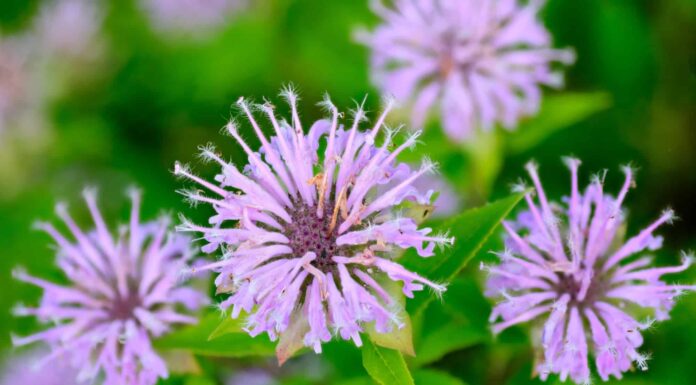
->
[207, 315, 244, 341]
[463, 130, 503, 200]
[413, 369, 467, 385]
[154, 313, 276, 358]
[414, 279, 490, 367]
[366, 276, 415, 356]
[414, 321, 488, 367]
[402, 192, 526, 316]
[506, 92, 611, 154]
[440, 279, 492, 328]
[367, 315, 415, 357]
[362, 339, 415, 385]
[322, 340, 366, 379]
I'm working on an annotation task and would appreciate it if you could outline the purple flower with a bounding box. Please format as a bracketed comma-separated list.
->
[359, 0, 575, 141]
[12, 189, 207, 385]
[140, 0, 247, 36]
[1, 0, 102, 136]
[483, 159, 695, 384]
[1, 0, 101, 138]
[175, 89, 453, 354]
[33, 0, 103, 59]
[0, 349, 77, 385]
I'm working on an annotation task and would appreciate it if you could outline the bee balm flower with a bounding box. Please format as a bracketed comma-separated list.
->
[360, 0, 575, 141]
[175, 89, 453, 354]
[483, 159, 695, 384]
[12, 189, 207, 385]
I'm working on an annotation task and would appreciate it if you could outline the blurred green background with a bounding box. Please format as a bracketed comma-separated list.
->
[1, 0, 695, 384]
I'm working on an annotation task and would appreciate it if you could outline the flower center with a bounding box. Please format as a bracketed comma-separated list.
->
[109, 290, 141, 321]
[554, 267, 610, 307]
[286, 202, 348, 272]
[436, 30, 493, 80]
[438, 53, 456, 79]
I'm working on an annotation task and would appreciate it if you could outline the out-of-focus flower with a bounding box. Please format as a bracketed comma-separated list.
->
[0, 349, 77, 385]
[12, 189, 207, 385]
[141, 0, 247, 36]
[359, 0, 575, 141]
[0, 0, 104, 198]
[483, 159, 695, 384]
[175, 89, 453, 355]
[0, 38, 31, 135]
[0, 0, 103, 136]
[33, 0, 104, 60]
[0, 35, 51, 200]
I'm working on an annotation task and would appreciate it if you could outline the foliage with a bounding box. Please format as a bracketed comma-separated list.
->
[1, 0, 694, 385]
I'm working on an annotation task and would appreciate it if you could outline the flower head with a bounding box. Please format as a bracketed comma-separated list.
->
[175, 90, 453, 355]
[484, 159, 695, 384]
[359, 0, 575, 141]
[12, 189, 207, 385]
[141, 0, 247, 36]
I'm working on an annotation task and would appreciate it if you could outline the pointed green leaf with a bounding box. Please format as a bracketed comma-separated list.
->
[366, 315, 415, 357]
[506, 92, 611, 154]
[362, 339, 415, 385]
[207, 315, 244, 341]
[154, 313, 275, 358]
[366, 276, 415, 356]
[402, 192, 526, 316]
